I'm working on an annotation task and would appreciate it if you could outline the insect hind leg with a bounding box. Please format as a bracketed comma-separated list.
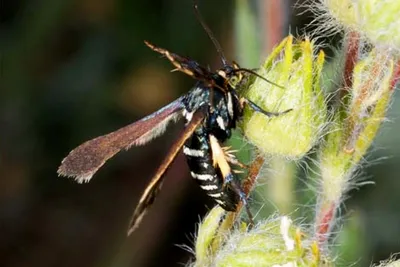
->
[223, 173, 254, 227]
[209, 134, 254, 226]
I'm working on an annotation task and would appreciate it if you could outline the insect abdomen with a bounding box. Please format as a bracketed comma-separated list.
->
[183, 129, 239, 211]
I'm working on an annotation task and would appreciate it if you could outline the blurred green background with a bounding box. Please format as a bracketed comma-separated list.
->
[1, 0, 400, 266]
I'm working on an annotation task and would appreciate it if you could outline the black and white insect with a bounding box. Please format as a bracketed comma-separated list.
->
[57, 2, 291, 235]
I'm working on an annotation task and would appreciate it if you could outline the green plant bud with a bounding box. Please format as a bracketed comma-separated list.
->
[194, 207, 237, 267]
[374, 258, 400, 267]
[318, 50, 394, 208]
[323, 0, 400, 51]
[344, 53, 394, 163]
[205, 216, 332, 267]
[241, 36, 326, 159]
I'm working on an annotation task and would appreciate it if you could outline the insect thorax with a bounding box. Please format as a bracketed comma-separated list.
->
[181, 81, 241, 211]
[182, 81, 240, 141]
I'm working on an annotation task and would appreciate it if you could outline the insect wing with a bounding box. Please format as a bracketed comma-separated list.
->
[58, 97, 184, 183]
[127, 106, 206, 235]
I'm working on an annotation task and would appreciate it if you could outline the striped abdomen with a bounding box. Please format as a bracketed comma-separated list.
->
[183, 127, 239, 211]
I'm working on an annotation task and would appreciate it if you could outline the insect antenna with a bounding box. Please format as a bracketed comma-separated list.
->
[193, 0, 228, 66]
[233, 68, 285, 89]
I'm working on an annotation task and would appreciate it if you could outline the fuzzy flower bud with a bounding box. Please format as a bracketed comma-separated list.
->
[374, 257, 400, 267]
[192, 209, 332, 267]
[316, 50, 396, 240]
[194, 207, 237, 267]
[314, 0, 400, 52]
[241, 36, 326, 159]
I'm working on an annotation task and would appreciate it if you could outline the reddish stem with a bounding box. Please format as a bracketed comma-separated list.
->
[315, 33, 359, 244]
[243, 155, 265, 196]
[260, 0, 285, 53]
[316, 203, 336, 244]
[340, 31, 360, 101]
[231, 155, 265, 221]
[390, 60, 400, 91]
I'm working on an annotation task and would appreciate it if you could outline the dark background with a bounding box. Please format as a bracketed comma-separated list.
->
[1, 0, 400, 266]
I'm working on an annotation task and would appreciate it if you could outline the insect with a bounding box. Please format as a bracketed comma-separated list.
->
[57, 1, 291, 235]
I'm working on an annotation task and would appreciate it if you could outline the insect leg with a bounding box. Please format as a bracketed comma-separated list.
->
[144, 40, 198, 77]
[222, 146, 248, 169]
[144, 41, 227, 92]
[223, 173, 254, 227]
[209, 135, 254, 226]
[240, 97, 292, 117]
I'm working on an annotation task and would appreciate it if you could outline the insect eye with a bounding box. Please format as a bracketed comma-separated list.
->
[229, 75, 240, 86]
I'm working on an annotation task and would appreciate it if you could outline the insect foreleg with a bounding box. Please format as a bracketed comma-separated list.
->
[240, 97, 292, 117]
